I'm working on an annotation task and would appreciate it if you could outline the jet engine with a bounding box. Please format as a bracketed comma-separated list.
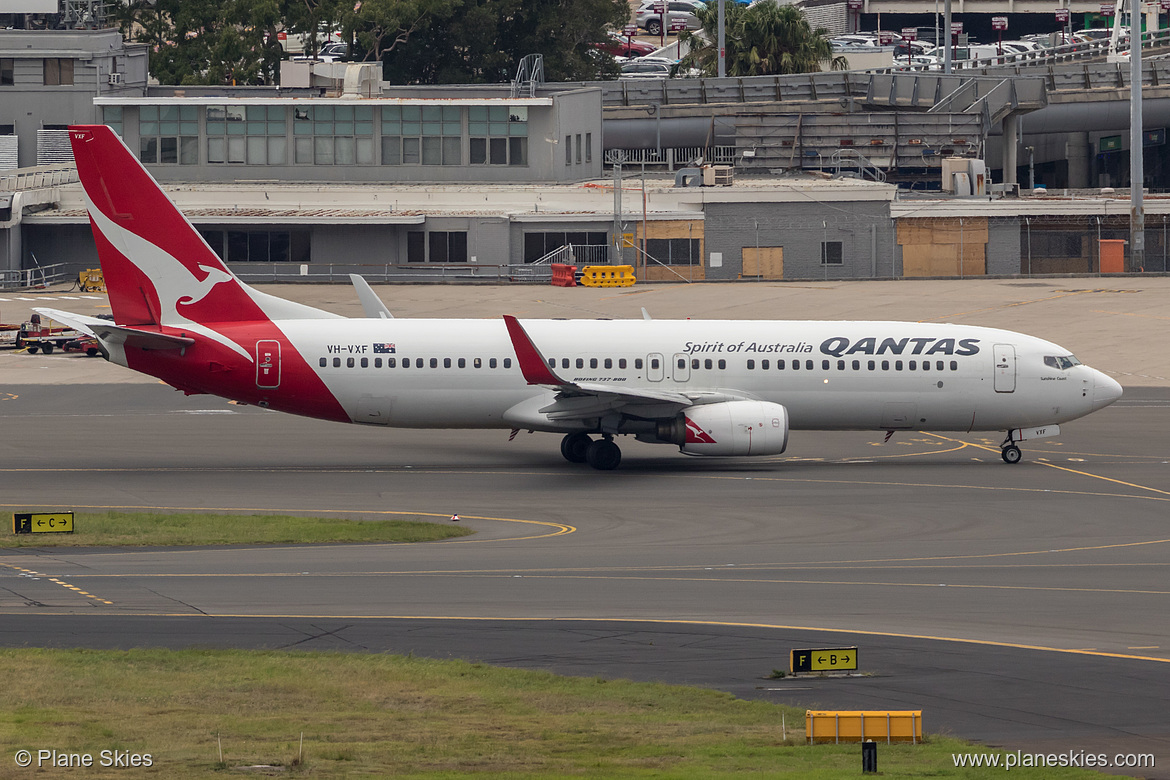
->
[652, 400, 789, 456]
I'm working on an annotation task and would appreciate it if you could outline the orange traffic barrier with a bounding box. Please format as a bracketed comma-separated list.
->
[551, 263, 577, 287]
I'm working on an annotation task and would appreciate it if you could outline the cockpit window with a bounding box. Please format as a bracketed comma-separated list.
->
[1043, 355, 1081, 370]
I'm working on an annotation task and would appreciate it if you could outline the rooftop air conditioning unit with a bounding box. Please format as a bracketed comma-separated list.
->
[107, 72, 123, 85]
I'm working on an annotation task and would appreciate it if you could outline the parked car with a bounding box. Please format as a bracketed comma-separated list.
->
[592, 32, 657, 58]
[620, 60, 673, 78]
[635, 0, 703, 36]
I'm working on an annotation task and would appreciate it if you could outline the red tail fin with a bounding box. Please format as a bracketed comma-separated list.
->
[69, 125, 335, 327]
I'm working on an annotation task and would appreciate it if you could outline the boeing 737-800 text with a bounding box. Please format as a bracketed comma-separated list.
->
[38, 125, 1122, 470]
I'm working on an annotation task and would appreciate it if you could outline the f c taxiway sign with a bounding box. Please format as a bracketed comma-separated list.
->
[13, 512, 74, 534]
[791, 646, 858, 673]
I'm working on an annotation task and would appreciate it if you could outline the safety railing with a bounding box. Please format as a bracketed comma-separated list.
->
[0, 165, 78, 192]
[230, 262, 565, 284]
[0, 262, 71, 290]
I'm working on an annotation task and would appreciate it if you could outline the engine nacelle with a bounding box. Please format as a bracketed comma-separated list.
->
[657, 401, 789, 456]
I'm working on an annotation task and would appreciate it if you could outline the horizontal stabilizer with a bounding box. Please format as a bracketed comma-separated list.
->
[33, 307, 193, 351]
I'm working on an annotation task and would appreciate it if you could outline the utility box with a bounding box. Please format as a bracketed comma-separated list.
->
[1099, 239, 1127, 273]
[941, 158, 986, 195]
[702, 165, 733, 186]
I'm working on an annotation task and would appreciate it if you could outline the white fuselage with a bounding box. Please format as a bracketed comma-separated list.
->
[278, 318, 1120, 433]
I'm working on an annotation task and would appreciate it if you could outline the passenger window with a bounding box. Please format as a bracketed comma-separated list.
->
[361, 357, 369, 368]
[692, 358, 700, 370]
[822, 360, 829, 370]
[895, 360, 902, 371]
[908, 360, 916, 370]
[805, 360, 813, 370]
[547, 358, 555, 368]
[867, 360, 875, 370]
[577, 358, 585, 369]
[430, 358, 438, 368]
[950, 360, 958, 371]
[619, 358, 627, 369]
[388, 358, 396, 368]
[490, 358, 498, 368]
[704, 359, 712, 370]
[718, 359, 726, 370]
[333, 357, 341, 368]
[852, 360, 860, 370]
[319, 357, 327, 368]
[562, 358, 570, 369]
[590, 358, 598, 369]
[747, 360, 755, 370]
[677, 358, 685, 369]
[792, 360, 800, 371]
[762, 360, 769, 369]
[443, 358, 451, 368]
[778, 360, 786, 370]
[504, 358, 512, 368]
[922, 361, 930, 371]
[474, 358, 482, 368]
[936, 361, 944, 371]
[881, 360, 889, 371]
[375, 358, 382, 368]
[837, 360, 845, 370]
[415, 358, 423, 368]
[347, 357, 355, 368]
[604, 358, 612, 369]
[402, 358, 409, 369]
[649, 358, 657, 369]
[458, 358, 466, 368]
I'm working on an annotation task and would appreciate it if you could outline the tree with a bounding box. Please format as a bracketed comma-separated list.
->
[681, 0, 845, 77]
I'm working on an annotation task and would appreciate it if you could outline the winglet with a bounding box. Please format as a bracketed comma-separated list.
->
[502, 315, 566, 386]
[350, 274, 393, 319]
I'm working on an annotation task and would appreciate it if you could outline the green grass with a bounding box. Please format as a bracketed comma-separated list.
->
[0, 649, 1114, 778]
[1, 511, 473, 547]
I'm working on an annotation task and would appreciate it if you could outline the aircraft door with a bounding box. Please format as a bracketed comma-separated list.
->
[256, 340, 281, 389]
[993, 344, 1016, 393]
[647, 353, 664, 382]
[672, 353, 690, 382]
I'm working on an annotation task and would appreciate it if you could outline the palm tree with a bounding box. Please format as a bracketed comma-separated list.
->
[681, 0, 846, 77]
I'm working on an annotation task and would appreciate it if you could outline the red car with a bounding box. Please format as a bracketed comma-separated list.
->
[592, 33, 657, 59]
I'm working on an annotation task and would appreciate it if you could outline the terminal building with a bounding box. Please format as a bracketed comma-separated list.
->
[3, 24, 1168, 286]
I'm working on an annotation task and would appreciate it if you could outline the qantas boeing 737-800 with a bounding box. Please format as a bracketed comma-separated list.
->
[37, 125, 1122, 470]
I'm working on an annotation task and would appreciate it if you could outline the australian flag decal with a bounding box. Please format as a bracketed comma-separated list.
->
[372, 343, 396, 354]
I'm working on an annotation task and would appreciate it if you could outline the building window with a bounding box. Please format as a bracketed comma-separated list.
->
[381, 105, 461, 166]
[207, 105, 286, 165]
[821, 241, 844, 265]
[585, 132, 592, 163]
[43, 58, 74, 86]
[101, 106, 122, 136]
[645, 238, 701, 265]
[565, 135, 571, 165]
[408, 231, 467, 263]
[199, 229, 309, 263]
[139, 105, 198, 164]
[522, 231, 608, 263]
[575, 134, 582, 164]
[1, 59, 13, 86]
[468, 105, 527, 166]
[293, 105, 374, 165]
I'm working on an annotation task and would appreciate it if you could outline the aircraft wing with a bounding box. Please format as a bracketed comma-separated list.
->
[503, 315, 750, 423]
[33, 307, 194, 351]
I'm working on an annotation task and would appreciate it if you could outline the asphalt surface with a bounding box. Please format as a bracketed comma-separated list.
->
[2, 279, 1169, 776]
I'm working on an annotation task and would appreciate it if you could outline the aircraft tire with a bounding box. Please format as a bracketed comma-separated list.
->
[586, 439, 622, 471]
[560, 432, 592, 464]
[1001, 445, 1022, 464]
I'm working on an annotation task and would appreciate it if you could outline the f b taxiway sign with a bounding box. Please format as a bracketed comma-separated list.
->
[791, 646, 858, 673]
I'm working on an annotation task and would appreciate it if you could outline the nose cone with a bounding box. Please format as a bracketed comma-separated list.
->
[1093, 371, 1123, 410]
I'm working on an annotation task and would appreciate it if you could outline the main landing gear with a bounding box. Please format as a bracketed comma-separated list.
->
[1000, 433, 1023, 464]
[560, 433, 622, 470]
